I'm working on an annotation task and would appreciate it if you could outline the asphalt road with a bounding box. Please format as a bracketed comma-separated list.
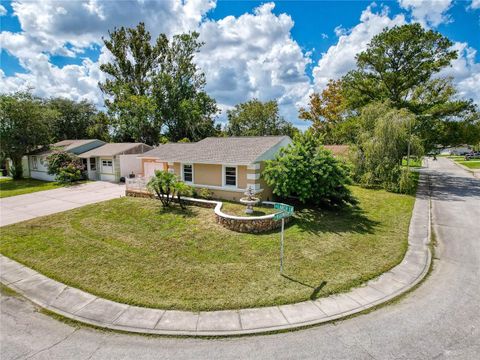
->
[1, 157, 479, 360]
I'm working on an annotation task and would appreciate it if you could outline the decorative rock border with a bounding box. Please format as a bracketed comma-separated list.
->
[0, 173, 432, 336]
[125, 189, 291, 233]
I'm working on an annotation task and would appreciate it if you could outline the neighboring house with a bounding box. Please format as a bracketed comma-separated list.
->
[79, 143, 152, 182]
[27, 139, 105, 181]
[139, 136, 292, 201]
[440, 146, 472, 156]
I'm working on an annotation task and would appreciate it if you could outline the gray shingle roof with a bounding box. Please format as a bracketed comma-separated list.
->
[78, 143, 151, 158]
[29, 139, 100, 155]
[140, 136, 291, 165]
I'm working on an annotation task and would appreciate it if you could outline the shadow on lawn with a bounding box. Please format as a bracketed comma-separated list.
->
[293, 204, 379, 236]
[281, 274, 327, 300]
[158, 204, 196, 218]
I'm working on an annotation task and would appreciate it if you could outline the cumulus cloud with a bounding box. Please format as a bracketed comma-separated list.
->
[0, 4, 7, 16]
[313, 5, 406, 90]
[470, 0, 480, 9]
[398, 0, 452, 27]
[0, 0, 312, 125]
[196, 2, 311, 123]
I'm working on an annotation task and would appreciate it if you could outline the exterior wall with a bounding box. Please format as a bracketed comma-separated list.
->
[246, 161, 273, 201]
[119, 155, 143, 178]
[29, 155, 56, 181]
[237, 165, 247, 189]
[193, 164, 222, 186]
[114, 156, 121, 182]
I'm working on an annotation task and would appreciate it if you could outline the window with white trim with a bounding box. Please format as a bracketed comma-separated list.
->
[224, 166, 237, 187]
[183, 164, 193, 183]
[32, 156, 38, 170]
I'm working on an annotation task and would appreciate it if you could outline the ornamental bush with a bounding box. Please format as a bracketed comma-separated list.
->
[147, 170, 193, 208]
[46, 150, 85, 183]
[263, 132, 356, 207]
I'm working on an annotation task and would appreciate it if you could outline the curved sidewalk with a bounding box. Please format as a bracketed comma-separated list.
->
[0, 174, 432, 336]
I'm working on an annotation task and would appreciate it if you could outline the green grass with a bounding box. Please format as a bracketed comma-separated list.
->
[402, 157, 422, 168]
[0, 178, 64, 198]
[0, 186, 415, 311]
[456, 160, 480, 169]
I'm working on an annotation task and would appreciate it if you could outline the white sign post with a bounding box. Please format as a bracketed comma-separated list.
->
[273, 203, 294, 274]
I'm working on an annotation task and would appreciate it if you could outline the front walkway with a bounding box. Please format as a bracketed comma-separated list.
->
[0, 174, 431, 336]
[0, 181, 125, 227]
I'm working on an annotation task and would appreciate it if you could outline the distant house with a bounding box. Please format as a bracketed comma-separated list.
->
[440, 146, 471, 156]
[79, 143, 152, 182]
[138, 136, 292, 201]
[27, 139, 105, 181]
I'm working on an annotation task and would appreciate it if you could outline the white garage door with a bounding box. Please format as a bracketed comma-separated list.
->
[144, 162, 164, 178]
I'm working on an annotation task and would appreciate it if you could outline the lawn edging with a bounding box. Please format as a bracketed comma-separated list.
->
[0, 173, 432, 336]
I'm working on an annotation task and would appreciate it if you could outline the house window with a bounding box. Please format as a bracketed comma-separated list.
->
[32, 156, 38, 170]
[224, 166, 237, 187]
[183, 164, 193, 183]
[90, 158, 96, 171]
[101, 159, 113, 174]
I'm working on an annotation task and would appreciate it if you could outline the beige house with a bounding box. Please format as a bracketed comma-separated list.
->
[139, 136, 292, 201]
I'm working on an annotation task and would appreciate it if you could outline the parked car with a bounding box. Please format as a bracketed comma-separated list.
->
[464, 152, 480, 160]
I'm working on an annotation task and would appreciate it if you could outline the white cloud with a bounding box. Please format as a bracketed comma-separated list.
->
[196, 2, 311, 124]
[0, 1, 313, 126]
[398, 0, 452, 27]
[438, 42, 480, 104]
[470, 0, 480, 9]
[313, 5, 406, 90]
[0, 4, 7, 16]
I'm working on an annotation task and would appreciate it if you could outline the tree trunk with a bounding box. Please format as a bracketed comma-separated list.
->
[10, 156, 24, 179]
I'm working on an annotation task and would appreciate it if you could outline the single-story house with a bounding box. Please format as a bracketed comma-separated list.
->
[139, 136, 292, 201]
[79, 143, 152, 182]
[27, 139, 105, 181]
[440, 146, 472, 156]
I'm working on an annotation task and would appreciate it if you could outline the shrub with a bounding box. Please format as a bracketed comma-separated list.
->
[351, 102, 423, 193]
[263, 131, 356, 207]
[46, 151, 84, 183]
[147, 170, 193, 209]
[195, 187, 213, 200]
[147, 170, 178, 207]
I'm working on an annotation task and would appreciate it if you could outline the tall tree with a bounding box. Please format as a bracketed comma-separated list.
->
[226, 99, 298, 138]
[299, 79, 347, 144]
[152, 32, 218, 142]
[87, 112, 111, 142]
[48, 98, 97, 141]
[99, 23, 218, 144]
[0, 93, 56, 179]
[342, 24, 474, 151]
[99, 22, 166, 144]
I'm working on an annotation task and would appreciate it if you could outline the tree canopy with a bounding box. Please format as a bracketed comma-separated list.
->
[0, 93, 56, 179]
[226, 99, 298, 138]
[342, 24, 475, 151]
[99, 23, 218, 144]
[48, 98, 98, 141]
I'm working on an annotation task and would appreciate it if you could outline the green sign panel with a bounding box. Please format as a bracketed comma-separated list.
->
[274, 203, 294, 213]
[273, 212, 289, 221]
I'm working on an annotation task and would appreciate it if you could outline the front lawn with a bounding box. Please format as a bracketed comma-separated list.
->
[0, 178, 63, 198]
[457, 160, 480, 169]
[0, 186, 415, 311]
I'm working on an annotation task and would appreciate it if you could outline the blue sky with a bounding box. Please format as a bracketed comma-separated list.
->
[1, 0, 479, 126]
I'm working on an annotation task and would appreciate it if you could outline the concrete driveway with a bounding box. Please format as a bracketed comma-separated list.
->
[0, 181, 125, 227]
[1, 158, 479, 359]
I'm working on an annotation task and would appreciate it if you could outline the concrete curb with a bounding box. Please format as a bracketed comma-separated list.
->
[448, 158, 480, 179]
[0, 174, 432, 337]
